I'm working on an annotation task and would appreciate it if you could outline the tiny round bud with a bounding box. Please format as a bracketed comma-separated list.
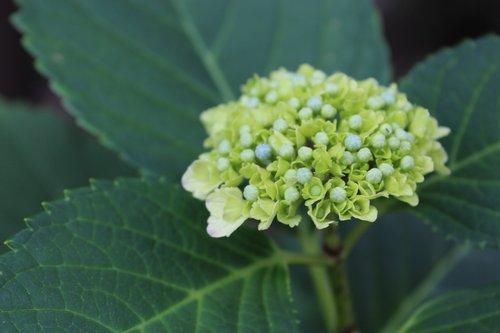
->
[407, 133, 415, 143]
[217, 157, 230, 171]
[379, 163, 394, 177]
[371, 133, 386, 149]
[240, 125, 251, 134]
[325, 82, 339, 94]
[246, 97, 260, 109]
[357, 147, 372, 162]
[292, 74, 306, 86]
[284, 187, 300, 203]
[288, 97, 300, 108]
[400, 141, 412, 153]
[395, 128, 408, 141]
[240, 133, 253, 147]
[330, 187, 347, 203]
[341, 151, 354, 165]
[284, 169, 297, 183]
[297, 168, 313, 184]
[298, 146, 313, 161]
[388, 136, 400, 149]
[240, 149, 255, 162]
[349, 115, 363, 130]
[312, 70, 326, 84]
[307, 96, 323, 110]
[218, 139, 231, 155]
[243, 185, 259, 201]
[314, 131, 329, 145]
[265, 90, 278, 103]
[279, 144, 295, 159]
[403, 101, 413, 111]
[400, 155, 415, 171]
[321, 104, 335, 118]
[366, 168, 383, 184]
[255, 143, 272, 161]
[382, 91, 396, 104]
[380, 123, 393, 136]
[298, 107, 313, 120]
[310, 185, 322, 196]
[273, 118, 287, 132]
[345, 134, 362, 151]
[367, 96, 385, 109]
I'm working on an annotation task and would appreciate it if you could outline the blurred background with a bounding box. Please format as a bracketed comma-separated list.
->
[1, 0, 499, 105]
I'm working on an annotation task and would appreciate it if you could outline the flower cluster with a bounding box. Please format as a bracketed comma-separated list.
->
[182, 65, 450, 237]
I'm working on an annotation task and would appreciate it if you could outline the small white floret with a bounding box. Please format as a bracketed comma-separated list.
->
[307, 96, 323, 111]
[273, 118, 288, 132]
[400, 155, 415, 171]
[321, 104, 335, 118]
[344, 134, 362, 151]
[379, 163, 394, 177]
[298, 146, 313, 161]
[298, 107, 313, 120]
[240, 133, 253, 147]
[288, 97, 300, 109]
[341, 151, 354, 165]
[279, 144, 295, 159]
[217, 157, 230, 171]
[243, 185, 259, 201]
[218, 139, 231, 155]
[314, 131, 329, 145]
[297, 168, 313, 184]
[371, 133, 386, 149]
[265, 90, 278, 103]
[325, 83, 339, 94]
[357, 147, 372, 162]
[240, 149, 255, 162]
[330, 187, 347, 203]
[255, 143, 272, 161]
[388, 136, 400, 149]
[349, 115, 363, 130]
[366, 168, 383, 184]
[284, 187, 300, 203]
[380, 123, 393, 136]
[367, 96, 385, 109]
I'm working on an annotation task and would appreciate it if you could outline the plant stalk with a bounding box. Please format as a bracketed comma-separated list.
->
[298, 223, 339, 333]
[324, 227, 357, 333]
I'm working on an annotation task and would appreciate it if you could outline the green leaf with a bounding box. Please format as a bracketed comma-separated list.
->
[399, 35, 500, 248]
[0, 177, 298, 332]
[0, 101, 133, 253]
[344, 214, 450, 332]
[399, 282, 500, 333]
[13, 0, 390, 177]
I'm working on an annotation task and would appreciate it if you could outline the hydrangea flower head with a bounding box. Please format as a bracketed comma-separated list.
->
[182, 65, 450, 237]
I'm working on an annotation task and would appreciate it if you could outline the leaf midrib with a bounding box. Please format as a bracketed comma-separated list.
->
[121, 255, 285, 332]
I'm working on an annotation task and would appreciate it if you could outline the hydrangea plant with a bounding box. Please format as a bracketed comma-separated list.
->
[1, 1, 499, 333]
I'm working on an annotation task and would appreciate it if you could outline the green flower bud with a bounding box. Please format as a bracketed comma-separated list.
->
[330, 187, 347, 203]
[371, 133, 386, 149]
[401, 155, 415, 171]
[307, 96, 323, 110]
[314, 131, 329, 145]
[217, 157, 230, 171]
[297, 167, 313, 184]
[321, 104, 336, 118]
[298, 146, 313, 161]
[357, 147, 373, 163]
[284, 187, 300, 203]
[279, 144, 295, 159]
[366, 168, 383, 184]
[379, 163, 394, 177]
[345, 134, 362, 151]
[218, 139, 231, 155]
[299, 107, 313, 120]
[349, 115, 363, 130]
[273, 118, 288, 132]
[388, 136, 400, 149]
[243, 185, 259, 201]
[240, 149, 255, 162]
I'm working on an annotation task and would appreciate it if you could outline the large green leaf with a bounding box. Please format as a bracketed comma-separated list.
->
[399, 35, 500, 248]
[0, 177, 298, 332]
[13, 0, 390, 177]
[399, 282, 500, 333]
[0, 101, 133, 253]
[344, 214, 450, 332]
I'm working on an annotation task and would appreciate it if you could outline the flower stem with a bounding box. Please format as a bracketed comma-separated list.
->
[299, 223, 339, 333]
[324, 227, 357, 333]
